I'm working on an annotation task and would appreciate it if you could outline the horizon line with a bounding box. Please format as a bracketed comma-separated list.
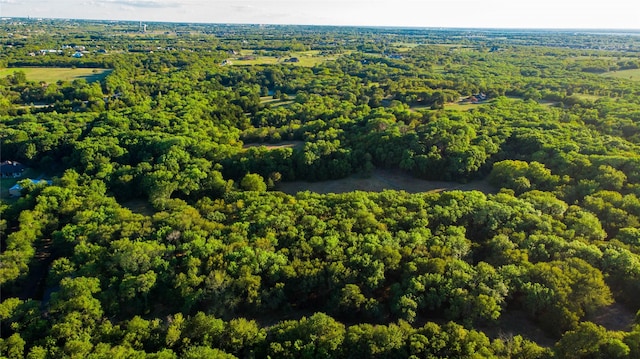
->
[3, 16, 640, 33]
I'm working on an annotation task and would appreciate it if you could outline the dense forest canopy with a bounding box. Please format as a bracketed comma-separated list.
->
[2, 18, 640, 358]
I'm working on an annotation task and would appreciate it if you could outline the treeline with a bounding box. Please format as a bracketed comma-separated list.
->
[1, 308, 555, 358]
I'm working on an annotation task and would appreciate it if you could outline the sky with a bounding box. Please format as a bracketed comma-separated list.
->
[1, 0, 638, 29]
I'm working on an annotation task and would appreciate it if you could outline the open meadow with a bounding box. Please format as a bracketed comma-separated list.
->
[0, 67, 112, 83]
[602, 68, 640, 81]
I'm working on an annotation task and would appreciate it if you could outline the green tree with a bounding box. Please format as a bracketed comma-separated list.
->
[240, 173, 267, 192]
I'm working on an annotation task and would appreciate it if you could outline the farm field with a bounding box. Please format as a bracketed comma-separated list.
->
[0, 67, 112, 83]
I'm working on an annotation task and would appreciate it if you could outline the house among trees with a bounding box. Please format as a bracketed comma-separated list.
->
[0, 161, 26, 178]
[9, 179, 52, 197]
[464, 93, 488, 104]
[284, 57, 299, 63]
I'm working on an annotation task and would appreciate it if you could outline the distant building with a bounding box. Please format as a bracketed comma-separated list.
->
[0, 161, 26, 178]
[72, 52, 83, 58]
[39, 49, 61, 55]
[284, 57, 299, 63]
[464, 93, 488, 104]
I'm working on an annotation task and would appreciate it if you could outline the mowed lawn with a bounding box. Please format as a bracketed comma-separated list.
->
[0, 67, 112, 83]
[602, 68, 640, 81]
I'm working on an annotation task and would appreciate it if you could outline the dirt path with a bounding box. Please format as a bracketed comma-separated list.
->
[18, 238, 56, 301]
[277, 169, 496, 195]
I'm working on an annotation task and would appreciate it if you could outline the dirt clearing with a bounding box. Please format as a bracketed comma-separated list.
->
[277, 168, 496, 195]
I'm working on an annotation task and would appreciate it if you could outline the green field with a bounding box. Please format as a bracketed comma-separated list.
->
[602, 68, 640, 81]
[0, 67, 112, 83]
[445, 102, 486, 111]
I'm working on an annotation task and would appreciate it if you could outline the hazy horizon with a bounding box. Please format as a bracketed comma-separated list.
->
[1, 0, 639, 30]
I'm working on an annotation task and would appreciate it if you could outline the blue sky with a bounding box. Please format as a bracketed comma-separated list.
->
[1, 0, 638, 29]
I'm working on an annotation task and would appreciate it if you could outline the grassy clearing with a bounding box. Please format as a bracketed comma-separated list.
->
[570, 55, 637, 61]
[540, 101, 559, 107]
[572, 93, 604, 101]
[259, 96, 294, 107]
[0, 67, 112, 83]
[409, 101, 484, 113]
[228, 50, 341, 67]
[602, 68, 640, 81]
[445, 102, 483, 111]
[391, 42, 421, 53]
[231, 57, 279, 66]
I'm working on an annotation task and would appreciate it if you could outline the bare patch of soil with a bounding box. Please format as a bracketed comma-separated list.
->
[122, 199, 156, 216]
[277, 168, 496, 195]
[479, 309, 557, 348]
[586, 302, 636, 332]
[243, 141, 304, 150]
